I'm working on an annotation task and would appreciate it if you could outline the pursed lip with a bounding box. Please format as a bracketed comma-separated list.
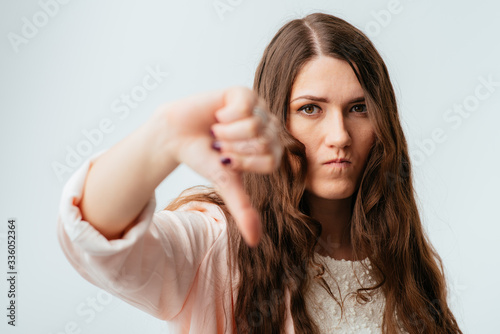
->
[324, 158, 350, 164]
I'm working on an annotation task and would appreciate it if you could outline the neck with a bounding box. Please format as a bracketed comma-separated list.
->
[305, 191, 354, 260]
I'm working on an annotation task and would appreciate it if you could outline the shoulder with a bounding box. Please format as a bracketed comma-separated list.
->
[163, 185, 229, 226]
[176, 200, 227, 226]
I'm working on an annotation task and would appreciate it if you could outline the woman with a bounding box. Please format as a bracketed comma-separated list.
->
[57, 12, 462, 333]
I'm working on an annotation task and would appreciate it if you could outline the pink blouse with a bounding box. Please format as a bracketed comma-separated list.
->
[56, 149, 296, 333]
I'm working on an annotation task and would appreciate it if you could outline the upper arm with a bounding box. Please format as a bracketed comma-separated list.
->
[56, 150, 228, 320]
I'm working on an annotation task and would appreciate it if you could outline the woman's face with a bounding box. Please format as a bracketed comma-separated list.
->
[287, 56, 376, 200]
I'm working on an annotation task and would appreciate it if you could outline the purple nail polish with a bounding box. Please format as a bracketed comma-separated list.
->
[211, 141, 221, 152]
[210, 129, 216, 138]
[220, 157, 231, 165]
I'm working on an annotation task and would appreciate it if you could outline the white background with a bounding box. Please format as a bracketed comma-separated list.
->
[1, 0, 499, 333]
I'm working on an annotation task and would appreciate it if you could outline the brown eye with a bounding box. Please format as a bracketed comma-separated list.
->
[351, 104, 367, 113]
[299, 104, 320, 115]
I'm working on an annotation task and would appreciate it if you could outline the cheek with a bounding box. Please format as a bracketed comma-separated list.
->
[288, 131, 318, 169]
[297, 134, 318, 160]
[286, 119, 302, 138]
[287, 121, 315, 150]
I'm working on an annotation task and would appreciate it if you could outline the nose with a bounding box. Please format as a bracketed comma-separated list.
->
[323, 110, 352, 148]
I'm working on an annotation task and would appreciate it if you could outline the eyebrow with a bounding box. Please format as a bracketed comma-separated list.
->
[290, 95, 365, 104]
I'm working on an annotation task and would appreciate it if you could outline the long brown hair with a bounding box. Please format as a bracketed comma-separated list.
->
[165, 12, 462, 334]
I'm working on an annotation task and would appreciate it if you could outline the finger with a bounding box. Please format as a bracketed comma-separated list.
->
[211, 116, 264, 141]
[218, 152, 281, 174]
[211, 169, 262, 247]
[213, 138, 272, 155]
[179, 138, 262, 247]
[215, 86, 257, 123]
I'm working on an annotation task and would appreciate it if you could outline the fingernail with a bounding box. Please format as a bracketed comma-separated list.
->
[211, 141, 221, 152]
[210, 129, 216, 138]
[220, 157, 231, 165]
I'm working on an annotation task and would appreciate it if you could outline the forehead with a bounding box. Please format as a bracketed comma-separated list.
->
[290, 56, 364, 101]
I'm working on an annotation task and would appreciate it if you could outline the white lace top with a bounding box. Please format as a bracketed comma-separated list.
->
[305, 253, 407, 333]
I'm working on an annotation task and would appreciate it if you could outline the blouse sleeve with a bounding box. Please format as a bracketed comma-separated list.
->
[56, 149, 227, 321]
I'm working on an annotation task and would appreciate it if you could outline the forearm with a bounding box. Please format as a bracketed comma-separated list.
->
[79, 108, 179, 240]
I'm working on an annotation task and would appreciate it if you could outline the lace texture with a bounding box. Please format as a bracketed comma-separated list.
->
[305, 254, 407, 333]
